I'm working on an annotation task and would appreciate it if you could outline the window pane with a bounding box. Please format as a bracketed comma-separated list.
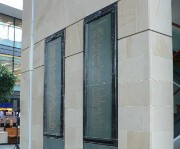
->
[15, 19, 22, 48]
[0, 13, 14, 47]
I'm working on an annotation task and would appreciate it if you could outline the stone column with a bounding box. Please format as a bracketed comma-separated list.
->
[118, 0, 173, 149]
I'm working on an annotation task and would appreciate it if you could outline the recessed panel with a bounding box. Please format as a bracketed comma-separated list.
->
[44, 32, 65, 140]
[84, 13, 113, 140]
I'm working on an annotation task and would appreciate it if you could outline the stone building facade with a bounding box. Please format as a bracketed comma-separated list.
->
[21, 0, 173, 149]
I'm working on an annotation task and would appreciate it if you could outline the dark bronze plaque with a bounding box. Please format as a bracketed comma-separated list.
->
[84, 4, 118, 146]
[85, 14, 112, 139]
[44, 31, 64, 138]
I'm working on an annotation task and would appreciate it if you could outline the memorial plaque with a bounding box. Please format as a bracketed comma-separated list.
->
[84, 13, 113, 140]
[44, 35, 63, 136]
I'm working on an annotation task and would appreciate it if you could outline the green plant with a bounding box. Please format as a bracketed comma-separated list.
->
[0, 63, 17, 103]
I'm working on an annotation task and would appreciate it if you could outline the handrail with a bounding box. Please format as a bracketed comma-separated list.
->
[174, 88, 180, 96]
[174, 134, 180, 142]
[174, 82, 180, 96]
[173, 22, 180, 28]
[174, 50, 180, 59]
[174, 81, 180, 88]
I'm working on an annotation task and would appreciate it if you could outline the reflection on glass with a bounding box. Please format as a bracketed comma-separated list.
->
[15, 19, 22, 48]
[0, 54, 13, 71]
[14, 57, 21, 84]
[0, 13, 22, 48]
[0, 14, 14, 47]
[0, 13, 22, 95]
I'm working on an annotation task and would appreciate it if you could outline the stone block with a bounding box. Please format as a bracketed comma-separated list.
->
[149, 0, 172, 36]
[150, 55, 173, 83]
[151, 131, 173, 149]
[22, 0, 32, 50]
[119, 107, 144, 131]
[32, 67, 44, 126]
[118, 54, 150, 83]
[21, 48, 29, 73]
[126, 81, 150, 106]
[32, 125, 43, 149]
[118, 31, 149, 62]
[65, 70, 83, 91]
[151, 80, 173, 106]
[118, 0, 149, 38]
[149, 31, 172, 59]
[65, 89, 83, 109]
[152, 106, 173, 132]
[34, 0, 68, 44]
[65, 20, 83, 57]
[65, 53, 83, 73]
[118, 130, 127, 149]
[127, 131, 150, 149]
[34, 40, 45, 68]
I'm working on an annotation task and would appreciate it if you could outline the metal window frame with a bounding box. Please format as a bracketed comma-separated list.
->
[83, 3, 118, 147]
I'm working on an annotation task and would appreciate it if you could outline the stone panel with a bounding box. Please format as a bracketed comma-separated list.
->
[151, 80, 173, 106]
[22, 0, 32, 50]
[149, 0, 172, 36]
[143, 107, 150, 132]
[32, 125, 43, 149]
[65, 53, 83, 149]
[85, 0, 117, 20]
[118, 54, 150, 83]
[118, 0, 149, 38]
[21, 41, 45, 73]
[34, 0, 117, 45]
[152, 106, 173, 132]
[21, 48, 29, 73]
[119, 107, 144, 131]
[65, 108, 83, 149]
[33, 40, 45, 68]
[20, 72, 30, 149]
[150, 55, 173, 83]
[126, 81, 150, 106]
[151, 131, 173, 149]
[118, 31, 149, 62]
[118, 81, 150, 107]
[65, 53, 83, 73]
[66, 0, 87, 26]
[65, 20, 83, 57]
[32, 66, 44, 126]
[65, 70, 83, 91]
[34, 0, 68, 45]
[65, 89, 83, 109]
[149, 31, 172, 59]
[118, 130, 127, 149]
[118, 83, 126, 107]
[127, 132, 150, 149]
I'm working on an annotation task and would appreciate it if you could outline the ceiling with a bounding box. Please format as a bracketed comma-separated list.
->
[0, 3, 22, 19]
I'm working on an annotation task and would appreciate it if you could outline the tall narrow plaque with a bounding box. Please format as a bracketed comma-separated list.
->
[84, 8, 117, 144]
[44, 32, 64, 138]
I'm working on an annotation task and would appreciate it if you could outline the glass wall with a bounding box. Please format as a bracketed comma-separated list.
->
[0, 13, 22, 98]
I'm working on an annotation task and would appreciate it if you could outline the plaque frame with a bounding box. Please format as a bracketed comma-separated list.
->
[43, 30, 65, 139]
[83, 3, 118, 146]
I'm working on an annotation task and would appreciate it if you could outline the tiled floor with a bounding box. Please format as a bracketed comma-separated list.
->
[0, 145, 19, 149]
